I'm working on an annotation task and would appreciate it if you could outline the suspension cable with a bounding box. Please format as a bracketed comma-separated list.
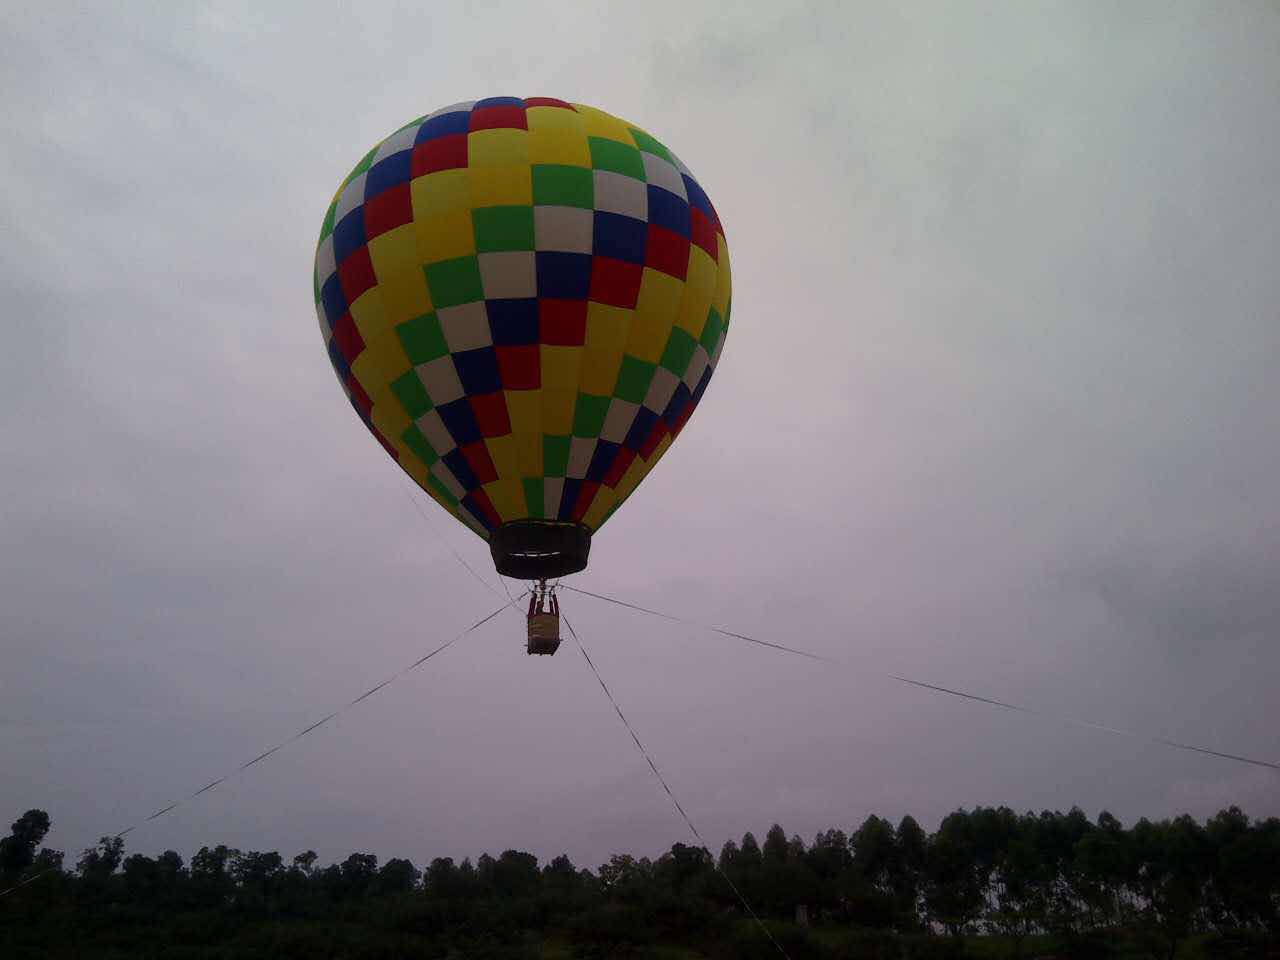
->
[561, 585, 1280, 775]
[0, 593, 525, 900]
[562, 615, 793, 960]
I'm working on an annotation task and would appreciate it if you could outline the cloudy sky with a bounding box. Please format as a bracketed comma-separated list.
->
[3, 1, 1278, 870]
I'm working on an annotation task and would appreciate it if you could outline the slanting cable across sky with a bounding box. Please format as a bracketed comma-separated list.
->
[562, 615, 792, 960]
[0, 594, 525, 901]
[560, 584, 1280, 775]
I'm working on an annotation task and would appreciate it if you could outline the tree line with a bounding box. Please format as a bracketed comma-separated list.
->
[2, 804, 1277, 959]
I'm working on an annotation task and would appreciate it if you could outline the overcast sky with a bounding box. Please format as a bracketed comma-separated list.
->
[2, 1, 1278, 871]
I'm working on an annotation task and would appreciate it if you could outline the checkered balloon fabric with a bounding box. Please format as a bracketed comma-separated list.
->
[314, 98, 731, 539]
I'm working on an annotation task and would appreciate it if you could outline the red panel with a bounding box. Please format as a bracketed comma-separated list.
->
[469, 392, 513, 438]
[524, 97, 576, 110]
[570, 480, 600, 522]
[495, 345, 540, 390]
[371, 424, 399, 460]
[466, 486, 503, 528]
[644, 224, 691, 280]
[337, 246, 377, 303]
[470, 105, 527, 131]
[345, 373, 372, 418]
[411, 134, 468, 176]
[460, 440, 499, 484]
[588, 256, 643, 309]
[602, 447, 636, 488]
[638, 419, 669, 460]
[331, 312, 365, 364]
[539, 299, 587, 345]
[690, 207, 719, 262]
[362, 182, 412, 239]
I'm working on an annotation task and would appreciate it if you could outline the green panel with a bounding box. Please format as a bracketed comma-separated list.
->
[572, 393, 610, 438]
[319, 201, 338, 243]
[627, 128, 673, 162]
[660, 327, 697, 377]
[532, 164, 594, 208]
[588, 137, 645, 181]
[522, 477, 544, 519]
[401, 424, 438, 465]
[543, 435, 571, 477]
[395, 312, 449, 364]
[424, 256, 484, 308]
[613, 355, 656, 403]
[699, 307, 723, 355]
[427, 474, 459, 508]
[351, 145, 379, 177]
[391, 370, 432, 419]
[473, 205, 535, 252]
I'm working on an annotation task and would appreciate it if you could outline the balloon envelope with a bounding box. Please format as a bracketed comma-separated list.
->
[313, 98, 731, 571]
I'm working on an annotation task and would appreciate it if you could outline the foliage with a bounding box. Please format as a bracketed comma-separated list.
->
[1, 805, 1277, 959]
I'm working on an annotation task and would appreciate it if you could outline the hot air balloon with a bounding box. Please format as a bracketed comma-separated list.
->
[313, 98, 730, 654]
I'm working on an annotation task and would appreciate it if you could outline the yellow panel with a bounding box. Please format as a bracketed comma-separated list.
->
[574, 104, 634, 145]
[541, 387, 576, 435]
[348, 287, 386, 339]
[585, 302, 631, 352]
[627, 269, 682, 362]
[578, 346, 624, 396]
[506, 388, 541, 433]
[514, 429, 542, 477]
[580, 309, 627, 401]
[399, 453, 430, 487]
[378, 268, 432, 325]
[582, 483, 618, 528]
[505, 389, 542, 475]
[484, 433, 520, 481]
[367, 224, 420, 284]
[540, 345, 582, 390]
[410, 169, 471, 217]
[528, 128, 591, 167]
[370, 403, 411, 450]
[469, 164, 533, 207]
[484, 476, 527, 523]
[352, 330, 410, 382]
[415, 209, 475, 264]
[527, 106, 587, 134]
[713, 237, 732, 315]
[614, 451, 649, 501]
[468, 128, 529, 167]
[675, 246, 717, 338]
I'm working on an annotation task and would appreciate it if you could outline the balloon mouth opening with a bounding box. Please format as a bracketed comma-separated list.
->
[490, 520, 591, 580]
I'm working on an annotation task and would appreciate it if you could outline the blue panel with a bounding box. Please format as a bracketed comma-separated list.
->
[486, 298, 540, 345]
[461, 492, 498, 532]
[443, 448, 480, 491]
[646, 186, 690, 238]
[663, 382, 692, 424]
[474, 96, 525, 109]
[415, 110, 471, 142]
[586, 440, 621, 483]
[691, 365, 713, 405]
[557, 478, 582, 521]
[332, 207, 366, 263]
[437, 398, 482, 446]
[592, 211, 648, 264]
[320, 273, 348, 327]
[536, 252, 592, 299]
[451, 347, 502, 395]
[327, 336, 351, 382]
[365, 150, 412, 198]
[623, 407, 659, 451]
[682, 175, 714, 218]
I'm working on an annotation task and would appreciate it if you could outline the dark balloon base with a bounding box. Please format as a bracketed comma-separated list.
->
[490, 520, 591, 581]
